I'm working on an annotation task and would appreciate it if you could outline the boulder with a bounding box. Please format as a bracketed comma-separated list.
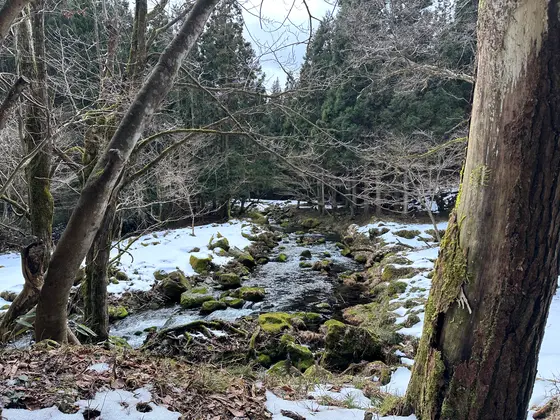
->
[160, 278, 188, 302]
[217, 273, 241, 289]
[220, 296, 245, 309]
[277, 253, 288, 262]
[189, 254, 213, 274]
[321, 320, 384, 370]
[180, 290, 214, 309]
[200, 300, 227, 314]
[300, 249, 312, 259]
[231, 286, 265, 302]
[108, 305, 129, 321]
[208, 234, 230, 251]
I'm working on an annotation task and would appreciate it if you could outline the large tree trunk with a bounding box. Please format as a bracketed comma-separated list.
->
[35, 0, 220, 343]
[405, 1, 560, 419]
[0, 0, 31, 44]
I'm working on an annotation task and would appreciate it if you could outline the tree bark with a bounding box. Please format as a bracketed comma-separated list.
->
[406, 1, 560, 419]
[16, 1, 53, 261]
[0, 0, 31, 44]
[0, 76, 29, 130]
[35, 0, 220, 343]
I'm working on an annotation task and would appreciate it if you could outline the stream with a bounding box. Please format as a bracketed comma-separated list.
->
[111, 231, 362, 347]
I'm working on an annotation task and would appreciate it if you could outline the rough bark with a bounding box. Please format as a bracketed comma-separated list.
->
[16, 1, 53, 260]
[405, 1, 560, 419]
[0, 0, 31, 43]
[34, 0, 220, 343]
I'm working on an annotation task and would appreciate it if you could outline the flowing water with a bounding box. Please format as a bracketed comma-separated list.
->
[111, 231, 362, 347]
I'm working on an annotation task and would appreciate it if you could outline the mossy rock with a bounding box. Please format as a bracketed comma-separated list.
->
[267, 360, 300, 376]
[257, 353, 272, 366]
[257, 257, 269, 265]
[277, 253, 288, 262]
[153, 269, 167, 280]
[366, 361, 392, 385]
[387, 281, 408, 296]
[160, 278, 189, 302]
[189, 255, 213, 274]
[248, 211, 268, 225]
[168, 270, 189, 286]
[394, 229, 421, 239]
[301, 218, 321, 229]
[200, 300, 227, 314]
[335, 242, 345, 249]
[258, 312, 322, 334]
[323, 251, 331, 258]
[300, 249, 312, 259]
[312, 260, 333, 272]
[180, 290, 214, 309]
[378, 395, 406, 416]
[354, 254, 367, 264]
[403, 313, 421, 328]
[109, 277, 119, 285]
[280, 334, 314, 371]
[369, 227, 390, 238]
[341, 248, 352, 257]
[321, 320, 384, 370]
[404, 299, 420, 309]
[1, 304, 10, 310]
[382, 265, 415, 281]
[303, 364, 332, 379]
[108, 336, 131, 348]
[299, 261, 312, 269]
[220, 296, 244, 309]
[209, 234, 230, 251]
[217, 273, 241, 289]
[388, 256, 413, 265]
[108, 305, 129, 321]
[231, 286, 265, 302]
[237, 253, 256, 268]
[115, 271, 128, 281]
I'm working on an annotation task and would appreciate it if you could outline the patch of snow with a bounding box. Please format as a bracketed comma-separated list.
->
[401, 358, 415, 367]
[87, 363, 110, 373]
[265, 390, 416, 420]
[397, 313, 425, 338]
[380, 367, 412, 396]
[2, 387, 179, 420]
[308, 385, 372, 409]
[0, 252, 26, 295]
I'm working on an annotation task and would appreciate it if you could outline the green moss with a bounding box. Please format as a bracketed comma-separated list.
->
[312, 260, 333, 272]
[191, 286, 208, 294]
[354, 254, 367, 264]
[301, 218, 321, 229]
[208, 234, 230, 251]
[115, 271, 128, 281]
[237, 253, 256, 268]
[394, 229, 420, 239]
[382, 265, 415, 281]
[160, 278, 188, 302]
[153, 270, 167, 280]
[322, 320, 384, 370]
[379, 395, 406, 416]
[299, 261, 312, 268]
[277, 253, 288, 262]
[200, 300, 227, 314]
[257, 353, 272, 366]
[335, 242, 345, 249]
[232, 286, 265, 302]
[180, 291, 213, 309]
[403, 313, 421, 328]
[248, 211, 268, 225]
[369, 227, 390, 238]
[1, 304, 10, 310]
[280, 334, 314, 370]
[108, 336, 131, 348]
[303, 364, 332, 379]
[217, 273, 241, 289]
[220, 296, 244, 309]
[387, 281, 408, 296]
[258, 313, 293, 333]
[108, 305, 128, 320]
[341, 248, 352, 257]
[189, 255, 213, 274]
[300, 249, 312, 259]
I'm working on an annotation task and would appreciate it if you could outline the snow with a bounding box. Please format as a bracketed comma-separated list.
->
[265, 390, 417, 420]
[0, 220, 259, 302]
[2, 387, 180, 420]
[308, 385, 372, 409]
[380, 367, 412, 396]
[87, 363, 111, 373]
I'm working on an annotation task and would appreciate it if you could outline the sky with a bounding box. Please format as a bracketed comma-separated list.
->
[239, 0, 337, 88]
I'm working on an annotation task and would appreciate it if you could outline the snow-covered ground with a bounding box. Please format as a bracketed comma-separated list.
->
[1, 387, 179, 420]
[0, 219, 257, 303]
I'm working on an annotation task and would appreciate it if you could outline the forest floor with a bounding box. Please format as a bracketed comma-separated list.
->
[0, 201, 559, 419]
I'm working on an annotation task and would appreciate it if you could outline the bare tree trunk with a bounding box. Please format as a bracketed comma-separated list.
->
[0, 0, 31, 44]
[375, 183, 382, 216]
[17, 1, 52, 260]
[0, 77, 29, 130]
[406, 1, 560, 418]
[84, 194, 118, 341]
[35, 0, 219, 343]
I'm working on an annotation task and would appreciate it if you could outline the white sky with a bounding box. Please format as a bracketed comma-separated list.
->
[239, 0, 337, 88]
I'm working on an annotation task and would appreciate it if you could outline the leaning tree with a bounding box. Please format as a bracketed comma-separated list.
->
[405, 0, 560, 419]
